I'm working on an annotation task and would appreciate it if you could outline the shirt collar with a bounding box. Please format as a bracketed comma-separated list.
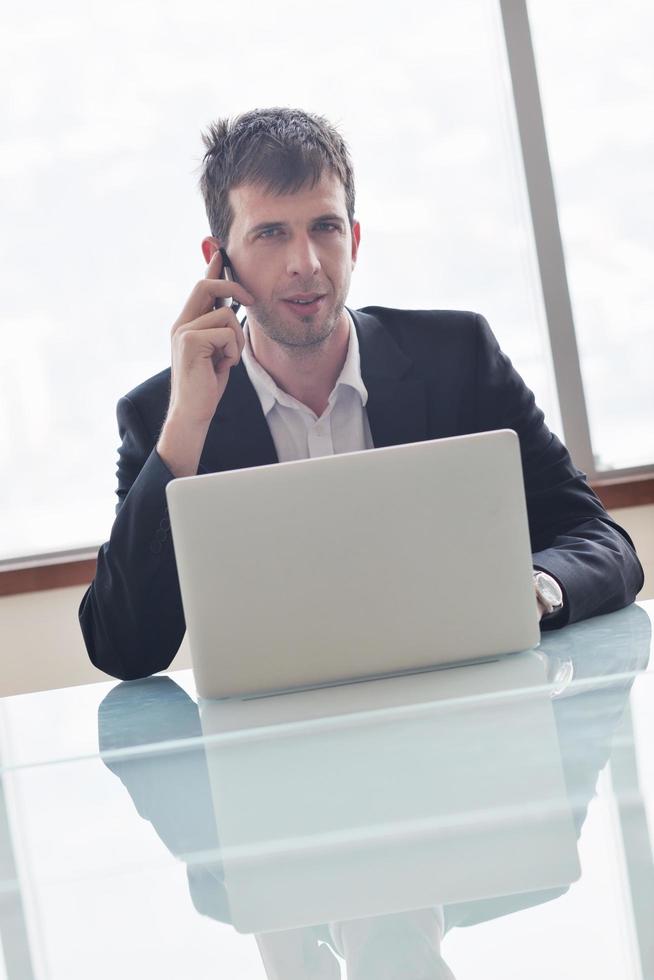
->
[241, 309, 368, 418]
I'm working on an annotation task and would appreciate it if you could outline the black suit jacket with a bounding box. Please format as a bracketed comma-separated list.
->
[79, 307, 644, 680]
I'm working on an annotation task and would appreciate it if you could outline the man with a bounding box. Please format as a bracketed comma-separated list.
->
[79, 107, 643, 681]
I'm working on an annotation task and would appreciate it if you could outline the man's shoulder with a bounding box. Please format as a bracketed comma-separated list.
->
[121, 367, 171, 406]
[352, 305, 487, 364]
[354, 305, 482, 339]
[356, 305, 480, 326]
[118, 367, 171, 434]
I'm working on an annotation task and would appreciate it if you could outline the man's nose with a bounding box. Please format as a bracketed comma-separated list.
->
[285, 235, 321, 278]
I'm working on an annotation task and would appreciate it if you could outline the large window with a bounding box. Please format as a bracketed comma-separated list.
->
[1, 1, 648, 563]
[528, 0, 654, 472]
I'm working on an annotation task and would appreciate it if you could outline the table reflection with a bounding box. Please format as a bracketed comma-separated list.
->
[98, 604, 650, 978]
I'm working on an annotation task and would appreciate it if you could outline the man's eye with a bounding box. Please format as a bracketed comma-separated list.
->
[315, 222, 339, 232]
[258, 228, 282, 239]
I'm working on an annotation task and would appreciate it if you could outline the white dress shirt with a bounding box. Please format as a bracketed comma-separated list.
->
[241, 310, 374, 462]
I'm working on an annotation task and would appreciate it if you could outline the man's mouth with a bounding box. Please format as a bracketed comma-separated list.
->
[281, 294, 326, 314]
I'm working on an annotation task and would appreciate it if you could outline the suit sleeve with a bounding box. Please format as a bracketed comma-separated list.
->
[472, 314, 644, 629]
[79, 396, 186, 679]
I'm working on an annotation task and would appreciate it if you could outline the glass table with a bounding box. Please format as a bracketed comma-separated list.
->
[1, 602, 653, 979]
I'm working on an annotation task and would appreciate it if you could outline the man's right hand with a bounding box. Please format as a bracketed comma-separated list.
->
[156, 250, 255, 477]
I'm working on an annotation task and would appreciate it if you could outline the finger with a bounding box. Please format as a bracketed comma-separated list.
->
[206, 251, 234, 314]
[199, 305, 245, 358]
[172, 278, 255, 332]
[203, 326, 241, 374]
[210, 250, 238, 312]
[174, 305, 245, 355]
[204, 247, 225, 281]
[176, 325, 242, 370]
[204, 248, 255, 311]
[213, 331, 241, 374]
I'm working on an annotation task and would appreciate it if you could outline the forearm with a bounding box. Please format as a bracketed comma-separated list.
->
[532, 516, 644, 629]
[79, 449, 186, 679]
[471, 314, 643, 630]
[156, 413, 211, 478]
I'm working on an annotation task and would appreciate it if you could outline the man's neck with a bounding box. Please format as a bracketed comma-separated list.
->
[247, 311, 351, 417]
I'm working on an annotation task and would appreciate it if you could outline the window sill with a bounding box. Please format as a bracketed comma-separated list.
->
[0, 552, 98, 598]
[1, 476, 653, 598]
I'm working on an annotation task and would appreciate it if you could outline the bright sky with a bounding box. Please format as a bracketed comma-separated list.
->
[0, 0, 651, 558]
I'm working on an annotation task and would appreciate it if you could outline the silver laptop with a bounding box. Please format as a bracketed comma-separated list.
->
[166, 429, 540, 699]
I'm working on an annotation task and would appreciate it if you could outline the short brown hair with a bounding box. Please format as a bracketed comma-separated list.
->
[198, 107, 356, 243]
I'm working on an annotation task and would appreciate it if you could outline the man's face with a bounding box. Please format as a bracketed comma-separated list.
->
[223, 172, 360, 349]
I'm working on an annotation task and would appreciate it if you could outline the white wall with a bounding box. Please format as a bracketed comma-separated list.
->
[612, 504, 654, 602]
[0, 586, 192, 698]
[0, 505, 651, 699]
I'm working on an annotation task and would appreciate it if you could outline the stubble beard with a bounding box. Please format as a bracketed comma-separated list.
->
[248, 293, 346, 353]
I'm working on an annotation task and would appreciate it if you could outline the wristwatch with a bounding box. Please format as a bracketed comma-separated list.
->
[533, 570, 564, 617]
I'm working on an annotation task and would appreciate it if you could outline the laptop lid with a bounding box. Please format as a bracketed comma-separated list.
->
[166, 429, 540, 699]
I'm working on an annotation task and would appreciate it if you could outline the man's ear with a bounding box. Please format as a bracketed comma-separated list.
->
[351, 220, 361, 268]
[201, 236, 223, 264]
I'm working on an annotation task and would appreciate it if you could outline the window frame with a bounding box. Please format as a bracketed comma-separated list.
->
[500, 0, 653, 483]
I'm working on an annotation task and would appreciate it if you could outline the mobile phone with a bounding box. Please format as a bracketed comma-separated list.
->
[213, 247, 241, 316]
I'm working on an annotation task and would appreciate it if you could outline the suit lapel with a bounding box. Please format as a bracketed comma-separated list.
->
[198, 361, 278, 474]
[198, 308, 428, 472]
[351, 308, 428, 448]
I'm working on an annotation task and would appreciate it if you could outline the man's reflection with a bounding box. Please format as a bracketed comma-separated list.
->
[99, 606, 650, 977]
